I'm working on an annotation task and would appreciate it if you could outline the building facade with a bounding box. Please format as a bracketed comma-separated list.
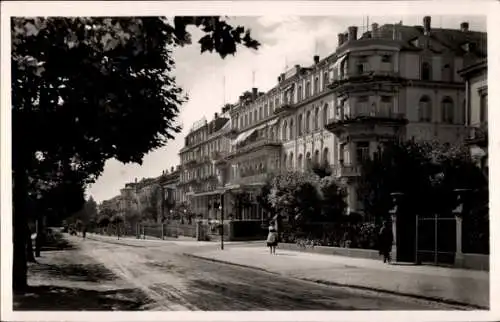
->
[325, 17, 486, 212]
[459, 56, 488, 174]
[178, 108, 232, 218]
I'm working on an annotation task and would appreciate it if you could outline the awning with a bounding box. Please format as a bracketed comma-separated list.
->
[333, 55, 347, 68]
[232, 128, 256, 146]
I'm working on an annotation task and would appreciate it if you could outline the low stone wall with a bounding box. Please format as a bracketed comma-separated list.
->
[278, 242, 380, 260]
[459, 253, 489, 271]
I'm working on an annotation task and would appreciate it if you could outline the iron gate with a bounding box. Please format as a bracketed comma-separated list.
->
[415, 215, 456, 265]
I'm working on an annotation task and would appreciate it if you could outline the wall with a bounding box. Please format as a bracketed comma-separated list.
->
[469, 71, 487, 126]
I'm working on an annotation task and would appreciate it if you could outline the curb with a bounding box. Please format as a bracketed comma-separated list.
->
[183, 253, 488, 310]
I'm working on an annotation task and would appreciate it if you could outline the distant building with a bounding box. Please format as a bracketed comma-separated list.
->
[178, 109, 231, 218]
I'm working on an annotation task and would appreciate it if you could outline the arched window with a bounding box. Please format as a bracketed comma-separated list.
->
[323, 72, 329, 90]
[306, 111, 311, 133]
[282, 121, 288, 141]
[421, 61, 431, 81]
[323, 104, 328, 126]
[298, 114, 303, 136]
[306, 81, 311, 98]
[306, 152, 312, 170]
[289, 119, 294, 139]
[264, 104, 269, 117]
[314, 77, 319, 95]
[442, 64, 452, 82]
[314, 150, 320, 166]
[253, 110, 257, 124]
[239, 116, 243, 128]
[314, 107, 320, 131]
[441, 97, 454, 124]
[298, 154, 303, 170]
[323, 147, 329, 164]
[298, 85, 303, 101]
[289, 152, 294, 169]
[259, 106, 263, 120]
[244, 114, 249, 126]
[418, 96, 432, 122]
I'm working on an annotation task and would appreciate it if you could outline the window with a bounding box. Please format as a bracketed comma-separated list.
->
[418, 96, 432, 122]
[356, 63, 364, 75]
[323, 72, 329, 90]
[381, 96, 392, 103]
[314, 107, 320, 131]
[289, 153, 294, 169]
[442, 64, 453, 82]
[480, 93, 488, 123]
[298, 85, 303, 101]
[306, 82, 311, 98]
[275, 97, 280, 108]
[441, 97, 454, 124]
[381, 55, 392, 63]
[305, 111, 311, 133]
[323, 104, 328, 126]
[356, 142, 370, 164]
[306, 152, 312, 170]
[289, 119, 294, 139]
[253, 110, 257, 123]
[298, 154, 303, 170]
[314, 150, 320, 165]
[244, 114, 248, 126]
[421, 61, 431, 80]
[323, 147, 329, 164]
[314, 77, 319, 95]
[298, 114, 303, 136]
[282, 121, 288, 141]
[259, 107, 262, 120]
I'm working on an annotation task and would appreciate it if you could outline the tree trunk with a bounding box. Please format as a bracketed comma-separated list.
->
[35, 217, 43, 257]
[26, 223, 36, 262]
[13, 170, 28, 292]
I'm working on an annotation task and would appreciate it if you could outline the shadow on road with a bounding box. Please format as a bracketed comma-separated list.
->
[29, 262, 118, 283]
[14, 285, 151, 311]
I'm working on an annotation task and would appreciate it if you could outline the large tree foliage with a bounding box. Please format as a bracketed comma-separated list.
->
[319, 177, 348, 221]
[358, 140, 488, 220]
[11, 16, 260, 291]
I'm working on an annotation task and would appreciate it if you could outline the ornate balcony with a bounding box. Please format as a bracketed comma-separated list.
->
[273, 102, 295, 115]
[230, 173, 269, 186]
[328, 72, 403, 94]
[326, 110, 408, 137]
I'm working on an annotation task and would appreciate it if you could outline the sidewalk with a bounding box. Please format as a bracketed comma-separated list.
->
[185, 246, 489, 309]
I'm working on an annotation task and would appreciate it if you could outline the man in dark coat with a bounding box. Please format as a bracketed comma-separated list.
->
[378, 220, 394, 264]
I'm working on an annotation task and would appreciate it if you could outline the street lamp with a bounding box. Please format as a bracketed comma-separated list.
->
[219, 199, 224, 250]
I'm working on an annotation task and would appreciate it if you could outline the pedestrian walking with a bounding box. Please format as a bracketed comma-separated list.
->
[266, 226, 278, 255]
[378, 220, 393, 264]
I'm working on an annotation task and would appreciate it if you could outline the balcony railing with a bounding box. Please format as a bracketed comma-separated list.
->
[332, 163, 361, 177]
[230, 173, 269, 186]
[328, 71, 401, 89]
[235, 138, 282, 154]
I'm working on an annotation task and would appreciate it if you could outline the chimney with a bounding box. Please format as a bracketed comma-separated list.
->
[337, 33, 345, 46]
[252, 87, 258, 99]
[277, 75, 282, 82]
[347, 26, 358, 41]
[423, 16, 431, 35]
[214, 112, 218, 119]
[371, 23, 379, 38]
[171, 166, 174, 172]
[313, 55, 320, 64]
[135, 178, 138, 183]
[295, 64, 301, 73]
[460, 22, 469, 32]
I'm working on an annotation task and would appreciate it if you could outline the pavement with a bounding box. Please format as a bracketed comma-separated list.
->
[15, 233, 476, 311]
[185, 246, 490, 309]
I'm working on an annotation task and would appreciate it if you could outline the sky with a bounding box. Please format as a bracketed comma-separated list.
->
[87, 15, 486, 203]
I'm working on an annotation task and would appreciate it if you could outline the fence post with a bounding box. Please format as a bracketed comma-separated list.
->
[455, 216, 464, 267]
[161, 223, 164, 240]
[434, 214, 438, 265]
[415, 215, 419, 264]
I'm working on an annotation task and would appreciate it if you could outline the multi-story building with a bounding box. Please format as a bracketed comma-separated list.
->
[159, 166, 181, 220]
[324, 17, 486, 212]
[177, 16, 486, 217]
[459, 54, 488, 174]
[178, 107, 232, 218]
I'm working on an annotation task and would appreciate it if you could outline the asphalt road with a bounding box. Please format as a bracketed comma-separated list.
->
[76, 236, 469, 310]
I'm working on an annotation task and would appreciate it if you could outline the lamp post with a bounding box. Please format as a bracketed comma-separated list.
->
[219, 198, 224, 250]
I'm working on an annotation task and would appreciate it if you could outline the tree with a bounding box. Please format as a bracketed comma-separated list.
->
[359, 140, 488, 220]
[311, 160, 332, 179]
[12, 17, 260, 291]
[256, 179, 274, 221]
[319, 176, 348, 221]
[268, 171, 322, 226]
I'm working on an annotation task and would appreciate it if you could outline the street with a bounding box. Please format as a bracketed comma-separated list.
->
[17, 235, 471, 311]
